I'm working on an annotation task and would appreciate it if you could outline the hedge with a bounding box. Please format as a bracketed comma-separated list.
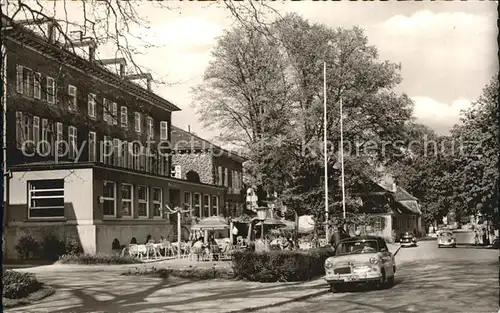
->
[2, 270, 43, 299]
[232, 247, 335, 282]
[57, 253, 142, 265]
[122, 266, 235, 280]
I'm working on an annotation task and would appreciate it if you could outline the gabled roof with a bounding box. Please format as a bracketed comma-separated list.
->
[398, 201, 422, 215]
[170, 125, 248, 163]
[394, 186, 418, 201]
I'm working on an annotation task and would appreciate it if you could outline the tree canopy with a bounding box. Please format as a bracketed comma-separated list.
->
[193, 13, 415, 222]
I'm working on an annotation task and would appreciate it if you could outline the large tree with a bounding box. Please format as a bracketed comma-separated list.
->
[193, 13, 415, 224]
[450, 77, 499, 223]
[390, 77, 499, 228]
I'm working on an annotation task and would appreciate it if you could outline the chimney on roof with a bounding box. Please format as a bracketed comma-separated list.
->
[47, 21, 55, 42]
[125, 73, 153, 92]
[188, 125, 191, 133]
[16, 17, 57, 42]
[99, 58, 127, 77]
[69, 37, 97, 62]
[69, 30, 83, 41]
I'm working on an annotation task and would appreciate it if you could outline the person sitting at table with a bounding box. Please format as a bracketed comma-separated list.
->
[208, 236, 220, 261]
[192, 237, 205, 261]
[145, 235, 154, 244]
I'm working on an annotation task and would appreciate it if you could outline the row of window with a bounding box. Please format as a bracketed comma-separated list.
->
[16, 112, 79, 159]
[102, 181, 221, 219]
[395, 216, 417, 230]
[16, 65, 169, 139]
[15, 112, 172, 176]
[215, 166, 242, 192]
[26, 179, 222, 220]
[102, 181, 162, 218]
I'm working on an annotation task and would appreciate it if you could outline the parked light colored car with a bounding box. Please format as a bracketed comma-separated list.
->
[324, 236, 396, 292]
[438, 231, 456, 248]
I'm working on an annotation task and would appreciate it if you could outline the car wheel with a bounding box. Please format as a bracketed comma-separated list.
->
[378, 270, 387, 290]
[438, 244, 442, 248]
[329, 283, 343, 293]
[386, 276, 395, 288]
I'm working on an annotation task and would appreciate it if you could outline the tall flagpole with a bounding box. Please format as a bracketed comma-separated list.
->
[340, 97, 346, 225]
[323, 61, 329, 243]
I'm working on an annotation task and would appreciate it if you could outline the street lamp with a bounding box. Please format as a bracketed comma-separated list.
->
[256, 206, 268, 238]
[164, 204, 192, 259]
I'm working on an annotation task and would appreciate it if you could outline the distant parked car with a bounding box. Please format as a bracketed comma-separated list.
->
[324, 236, 395, 292]
[400, 232, 417, 247]
[438, 231, 456, 248]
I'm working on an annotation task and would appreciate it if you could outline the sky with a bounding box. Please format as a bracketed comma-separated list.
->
[6, 1, 498, 141]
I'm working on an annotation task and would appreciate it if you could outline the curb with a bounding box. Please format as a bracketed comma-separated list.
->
[228, 286, 329, 313]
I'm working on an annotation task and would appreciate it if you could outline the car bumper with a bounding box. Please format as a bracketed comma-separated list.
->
[401, 242, 416, 247]
[324, 271, 382, 284]
[438, 242, 456, 246]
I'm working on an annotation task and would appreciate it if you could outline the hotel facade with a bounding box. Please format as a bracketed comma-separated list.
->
[1, 15, 245, 258]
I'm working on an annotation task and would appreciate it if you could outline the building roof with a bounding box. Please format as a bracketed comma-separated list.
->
[2, 14, 181, 113]
[170, 125, 248, 163]
[394, 186, 418, 201]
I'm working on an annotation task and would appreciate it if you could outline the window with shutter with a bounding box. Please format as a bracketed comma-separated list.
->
[147, 116, 154, 138]
[68, 126, 77, 159]
[88, 132, 96, 162]
[16, 65, 23, 94]
[121, 106, 128, 128]
[175, 165, 181, 179]
[121, 140, 128, 167]
[33, 116, 40, 147]
[23, 67, 33, 97]
[134, 112, 141, 133]
[112, 102, 118, 125]
[34, 73, 41, 99]
[160, 121, 168, 140]
[47, 77, 55, 104]
[218, 166, 223, 185]
[88, 94, 96, 118]
[15, 112, 23, 149]
[113, 138, 120, 166]
[68, 85, 77, 111]
[41, 119, 49, 155]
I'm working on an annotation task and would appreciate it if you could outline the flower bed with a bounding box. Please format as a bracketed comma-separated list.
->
[121, 265, 235, 280]
[2, 270, 55, 308]
[57, 253, 142, 265]
[232, 247, 335, 282]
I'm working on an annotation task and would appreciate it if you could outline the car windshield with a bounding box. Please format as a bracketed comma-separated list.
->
[441, 232, 453, 237]
[336, 240, 379, 255]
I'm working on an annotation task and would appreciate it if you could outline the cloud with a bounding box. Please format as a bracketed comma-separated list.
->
[380, 10, 492, 36]
[411, 97, 471, 134]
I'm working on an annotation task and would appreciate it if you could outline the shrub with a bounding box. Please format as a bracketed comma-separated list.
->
[232, 247, 335, 282]
[121, 266, 234, 280]
[15, 235, 41, 260]
[64, 239, 83, 255]
[2, 270, 43, 299]
[57, 253, 142, 265]
[40, 236, 66, 261]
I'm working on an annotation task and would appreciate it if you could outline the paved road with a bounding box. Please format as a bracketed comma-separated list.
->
[257, 241, 498, 313]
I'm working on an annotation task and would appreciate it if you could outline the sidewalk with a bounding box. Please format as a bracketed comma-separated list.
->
[5, 268, 328, 313]
[6, 245, 417, 313]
